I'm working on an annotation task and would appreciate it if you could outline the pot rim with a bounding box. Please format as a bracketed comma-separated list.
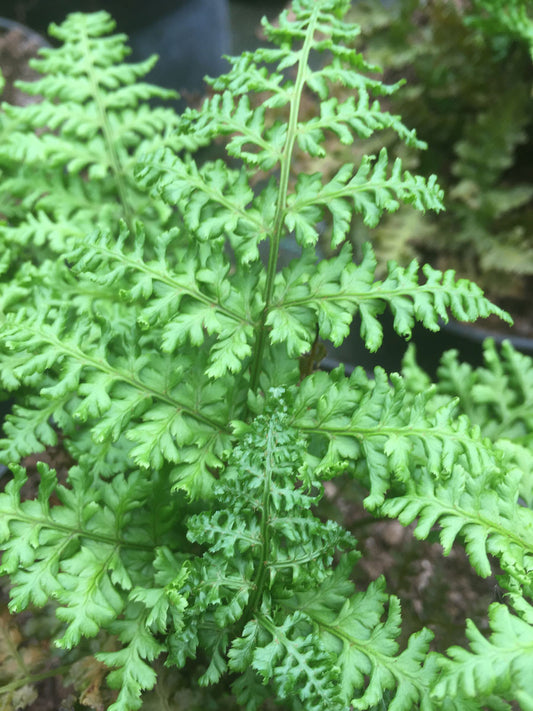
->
[0, 16, 50, 48]
[441, 317, 533, 353]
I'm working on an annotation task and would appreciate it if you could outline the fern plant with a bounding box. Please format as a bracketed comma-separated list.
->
[0, 2, 532, 710]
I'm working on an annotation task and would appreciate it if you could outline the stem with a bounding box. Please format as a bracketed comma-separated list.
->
[0, 663, 73, 696]
[248, 7, 321, 392]
[80, 19, 136, 234]
[241, 418, 276, 621]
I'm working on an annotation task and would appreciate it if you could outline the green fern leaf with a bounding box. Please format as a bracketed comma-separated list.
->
[0, 8, 180, 278]
[253, 611, 343, 711]
[433, 602, 533, 709]
[96, 604, 165, 711]
[380, 463, 533, 591]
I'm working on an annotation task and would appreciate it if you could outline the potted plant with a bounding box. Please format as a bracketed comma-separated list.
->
[0, 3, 532, 709]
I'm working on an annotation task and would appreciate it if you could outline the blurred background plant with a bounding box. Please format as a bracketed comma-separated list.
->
[298, 0, 533, 337]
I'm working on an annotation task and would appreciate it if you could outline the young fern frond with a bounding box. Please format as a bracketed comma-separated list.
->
[168, 393, 437, 711]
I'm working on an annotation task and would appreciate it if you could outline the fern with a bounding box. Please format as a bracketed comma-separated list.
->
[0, 1, 531, 709]
[402, 339, 533, 506]
[466, 0, 533, 55]
[0, 11, 181, 282]
[433, 601, 533, 709]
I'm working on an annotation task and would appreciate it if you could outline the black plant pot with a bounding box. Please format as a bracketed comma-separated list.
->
[7, 1, 193, 35]
[127, 0, 231, 95]
[4, 1, 232, 96]
[325, 313, 532, 379]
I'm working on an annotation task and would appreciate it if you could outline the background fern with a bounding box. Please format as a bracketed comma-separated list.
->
[341, 0, 533, 326]
[0, 11, 182, 288]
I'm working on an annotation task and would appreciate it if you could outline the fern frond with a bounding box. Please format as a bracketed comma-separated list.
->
[433, 601, 533, 709]
[0, 463, 151, 630]
[169, 394, 436, 709]
[0, 9, 180, 274]
[285, 149, 443, 247]
[380, 464, 533, 594]
[270, 241, 510, 355]
[95, 603, 166, 711]
[251, 611, 344, 711]
[291, 367, 502, 508]
[403, 339, 533, 506]
[0, 310, 237, 497]
[436, 340, 533, 445]
[138, 0, 443, 271]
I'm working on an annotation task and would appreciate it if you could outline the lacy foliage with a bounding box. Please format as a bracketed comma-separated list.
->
[0, 1, 531, 710]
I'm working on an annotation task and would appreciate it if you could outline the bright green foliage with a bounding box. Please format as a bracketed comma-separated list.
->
[402, 339, 533, 506]
[0, 1, 531, 709]
[432, 601, 533, 709]
[0, 462, 183, 709]
[0, 11, 182, 285]
[398, 341, 533, 708]
[289, 365, 504, 509]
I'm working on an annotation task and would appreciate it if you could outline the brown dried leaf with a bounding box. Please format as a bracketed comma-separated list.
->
[0, 609, 47, 710]
[64, 657, 110, 711]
